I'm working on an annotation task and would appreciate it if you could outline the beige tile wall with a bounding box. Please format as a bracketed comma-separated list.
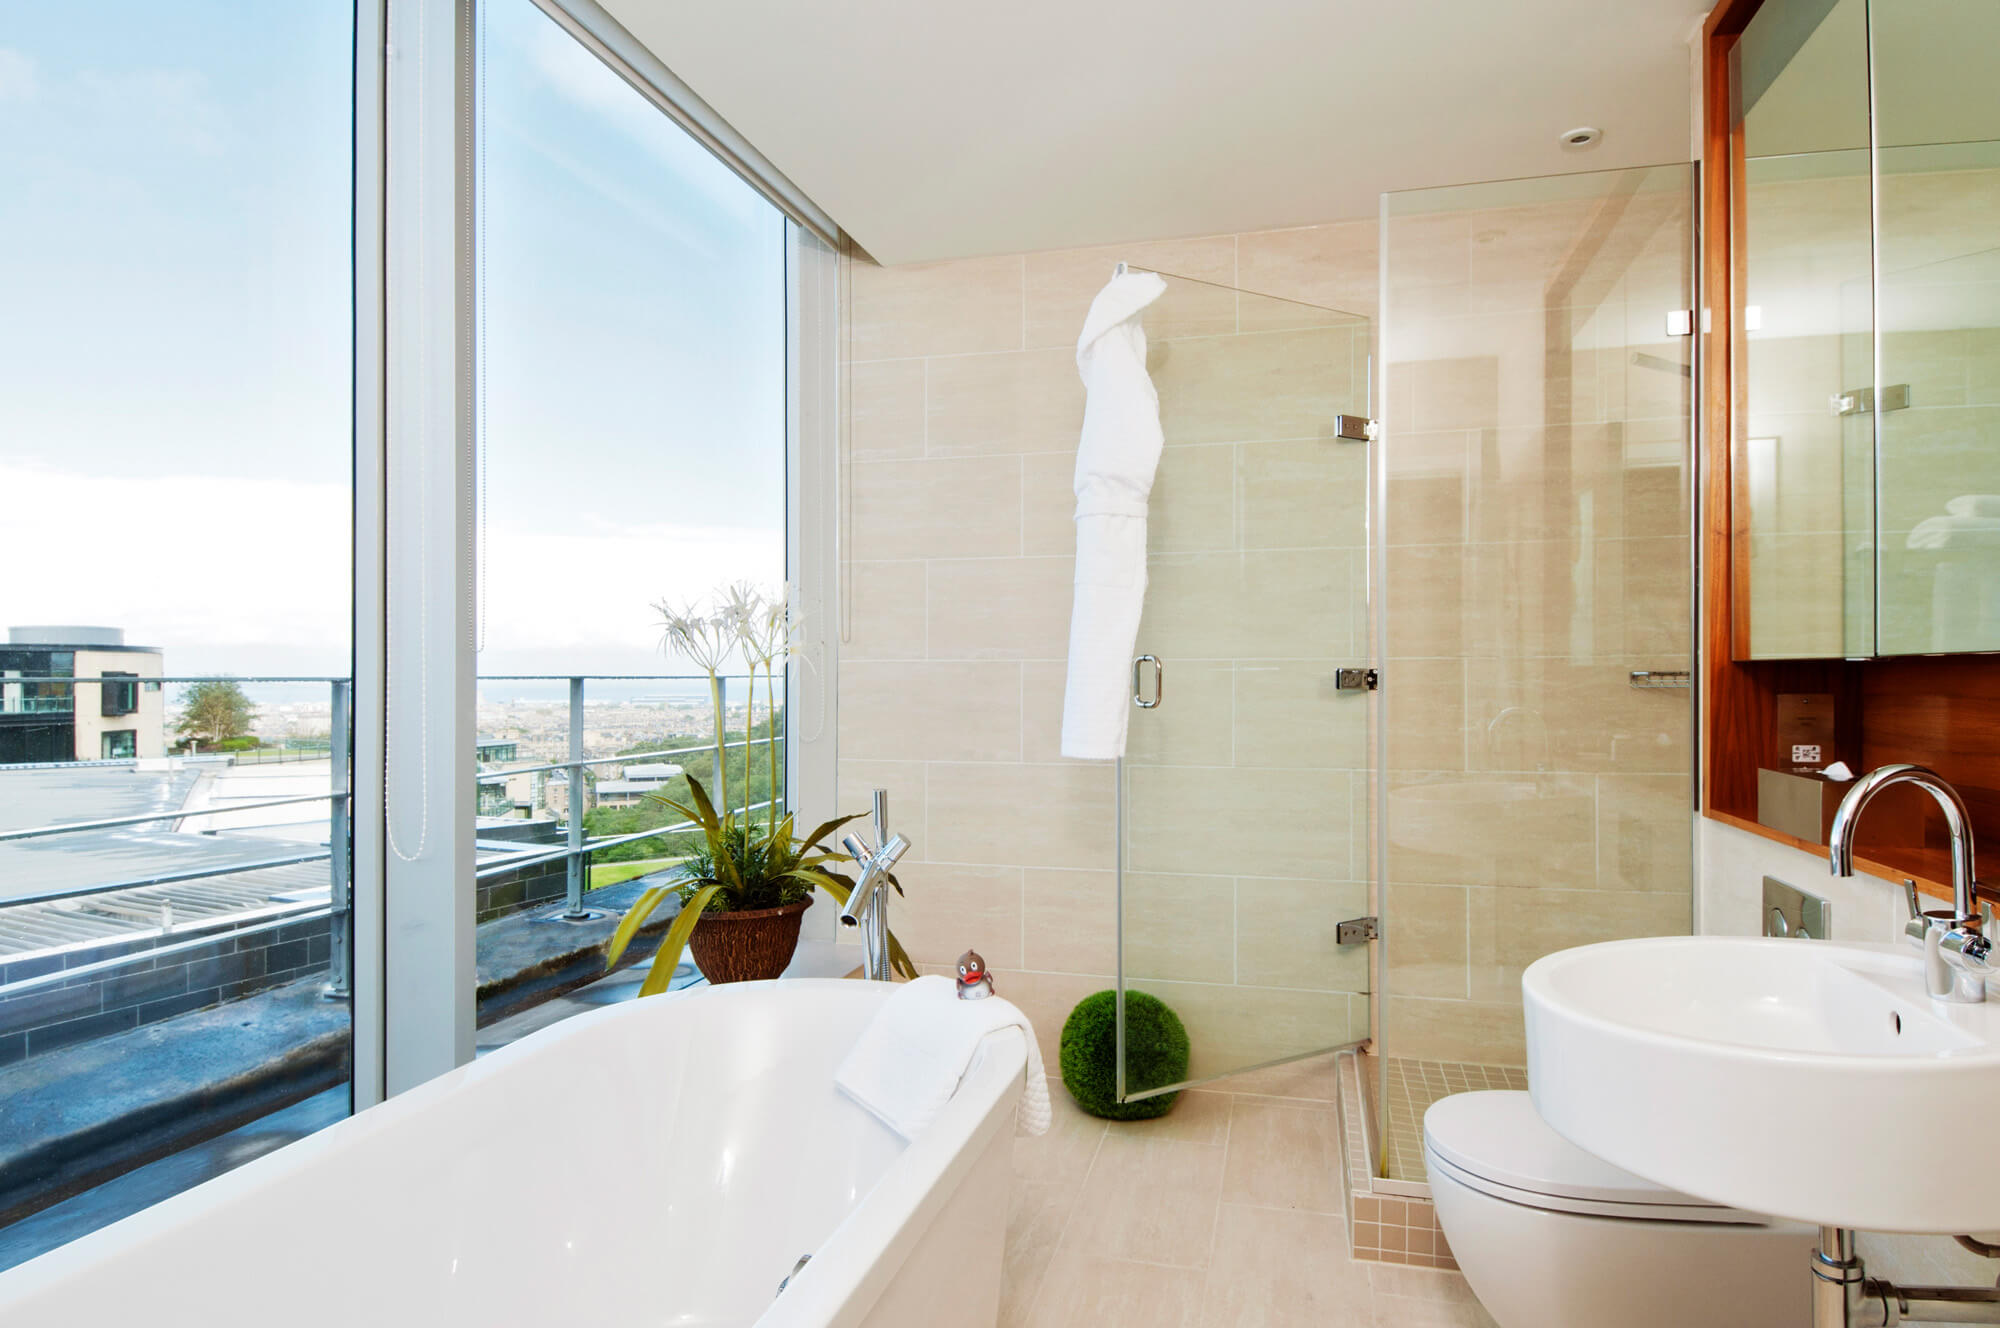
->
[842, 181, 1701, 1076]
[839, 223, 1380, 1073]
[1380, 172, 1698, 1064]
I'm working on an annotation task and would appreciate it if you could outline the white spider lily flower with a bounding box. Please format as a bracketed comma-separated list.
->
[734, 582, 793, 669]
[717, 580, 763, 639]
[653, 596, 734, 674]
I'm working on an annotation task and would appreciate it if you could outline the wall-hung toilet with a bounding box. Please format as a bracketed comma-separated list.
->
[1424, 1092, 1815, 1328]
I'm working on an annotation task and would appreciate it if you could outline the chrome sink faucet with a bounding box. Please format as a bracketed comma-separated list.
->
[1829, 763, 1991, 1003]
[839, 789, 909, 982]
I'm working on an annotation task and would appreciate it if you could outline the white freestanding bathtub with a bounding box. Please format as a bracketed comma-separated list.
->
[0, 979, 1027, 1328]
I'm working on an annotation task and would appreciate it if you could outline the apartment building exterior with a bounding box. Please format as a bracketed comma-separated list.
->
[0, 626, 166, 765]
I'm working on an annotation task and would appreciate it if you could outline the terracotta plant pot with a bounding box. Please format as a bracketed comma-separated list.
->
[687, 897, 813, 983]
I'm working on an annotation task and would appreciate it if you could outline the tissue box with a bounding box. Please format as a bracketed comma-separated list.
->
[1757, 768, 1848, 844]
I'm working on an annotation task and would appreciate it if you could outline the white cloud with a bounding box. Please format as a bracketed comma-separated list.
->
[0, 461, 350, 670]
[0, 48, 39, 103]
[0, 461, 782, 678]
[481, 517, 782, 666]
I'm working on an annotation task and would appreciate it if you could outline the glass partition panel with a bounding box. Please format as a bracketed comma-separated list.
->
[1379, 165, 1696, 1179]
[1116, 274, 1374, 1100]
[1733, 0, 1877, 658]
[470, 0, 789, 1045]
[0, 1, 355, 1264]
[1870, 0, 2000, 654]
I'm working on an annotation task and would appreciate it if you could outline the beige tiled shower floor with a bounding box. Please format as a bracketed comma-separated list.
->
[1004, 1061, 1498, 1327]
[1379, 1058, 1529, 1183]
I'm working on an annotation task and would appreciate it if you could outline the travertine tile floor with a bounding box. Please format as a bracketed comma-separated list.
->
[1005, 1081, 1498, 1327]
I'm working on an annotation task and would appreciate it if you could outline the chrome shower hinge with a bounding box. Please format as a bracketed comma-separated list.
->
[1332, 414, 1377, 442]
[1336, 916, 1379, 945]
[1334, 668, 1378, 692]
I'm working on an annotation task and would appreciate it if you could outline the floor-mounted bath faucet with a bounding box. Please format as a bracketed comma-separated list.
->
[840, 789, 909, 982]
[1829, 763, 1991, 1003]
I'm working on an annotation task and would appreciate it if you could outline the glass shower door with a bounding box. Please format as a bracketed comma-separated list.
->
[1116, 273, 1376, 1100]
[1375, 164, 1696, 1180]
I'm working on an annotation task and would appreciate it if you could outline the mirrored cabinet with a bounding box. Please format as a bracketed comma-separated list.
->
[1732, 0, 2000, 659]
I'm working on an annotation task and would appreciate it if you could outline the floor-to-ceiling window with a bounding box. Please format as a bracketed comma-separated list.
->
[0, 0, 357, 1265]
[466, 0, 790, 1042]
[0, 0, 822, 1270]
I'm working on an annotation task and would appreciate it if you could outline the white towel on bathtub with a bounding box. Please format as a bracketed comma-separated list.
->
[835, 975, 1051, 1139]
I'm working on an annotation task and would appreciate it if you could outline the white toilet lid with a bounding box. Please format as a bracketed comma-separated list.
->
[1424, 1091, 1747, 1215]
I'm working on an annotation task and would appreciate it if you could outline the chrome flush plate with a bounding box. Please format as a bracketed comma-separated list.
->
[1762, 876, 1831, 939]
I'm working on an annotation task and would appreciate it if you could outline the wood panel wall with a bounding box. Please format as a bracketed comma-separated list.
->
[1700, 0, 2000, 904]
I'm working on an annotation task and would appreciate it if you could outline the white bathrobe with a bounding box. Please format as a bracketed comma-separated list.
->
[1061, 270, 1168, 760]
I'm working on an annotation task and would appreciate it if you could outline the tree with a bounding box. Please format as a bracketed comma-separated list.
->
[176, 679, 256, 747]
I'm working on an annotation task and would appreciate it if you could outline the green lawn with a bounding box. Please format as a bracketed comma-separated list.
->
[588, 857, 687, 890]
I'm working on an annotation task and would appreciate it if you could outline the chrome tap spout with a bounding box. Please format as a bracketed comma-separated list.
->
[838, 789, 909, 981]
[1829, 764, 1990, 1003]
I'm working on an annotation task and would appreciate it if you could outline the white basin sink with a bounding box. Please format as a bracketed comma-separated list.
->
[1524, 935, 2000, 1233]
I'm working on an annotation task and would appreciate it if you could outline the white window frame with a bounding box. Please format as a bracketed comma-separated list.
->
[353, 0, 845, 1104]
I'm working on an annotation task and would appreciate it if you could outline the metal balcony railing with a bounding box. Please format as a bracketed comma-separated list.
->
[0, 672, 779, 1009]
[0, 695, 73, 716]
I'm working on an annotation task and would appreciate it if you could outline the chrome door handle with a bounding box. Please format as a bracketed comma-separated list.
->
[1133, 655, 1163, 709]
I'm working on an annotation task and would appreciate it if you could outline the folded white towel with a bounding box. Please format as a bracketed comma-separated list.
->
[1908, 515, 2000, 550]
[1946, 495, 2000, 519]
[835, 975, 1051, 1139]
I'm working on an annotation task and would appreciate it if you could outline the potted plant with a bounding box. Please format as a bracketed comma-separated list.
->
[605, 584, 918, 989]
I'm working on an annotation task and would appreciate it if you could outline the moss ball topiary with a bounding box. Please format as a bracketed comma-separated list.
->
[1059, 990, 1190, 1120]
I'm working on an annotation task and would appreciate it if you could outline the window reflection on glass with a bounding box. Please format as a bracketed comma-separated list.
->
[1733, 0, 1876, 659]
[0, 1, 354, 1266]
[1869, 0, 2000, 654]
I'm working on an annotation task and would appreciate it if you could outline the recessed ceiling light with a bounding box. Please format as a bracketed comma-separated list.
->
[1561, 126, 1603, 151]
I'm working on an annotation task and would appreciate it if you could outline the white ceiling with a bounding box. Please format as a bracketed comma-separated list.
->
[599, 0, 1711, 265]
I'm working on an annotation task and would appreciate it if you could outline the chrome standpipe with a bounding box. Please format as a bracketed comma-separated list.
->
[1813, 1227, 2000, 1326]
[839, 789, 909, 982]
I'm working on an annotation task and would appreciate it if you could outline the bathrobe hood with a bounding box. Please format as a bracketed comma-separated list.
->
[1076, 271, 1168, 357]
[1061, 270, 1168, 760]
[1071, 271, 1167, 521]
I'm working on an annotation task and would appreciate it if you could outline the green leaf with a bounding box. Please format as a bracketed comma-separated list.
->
[763, 813, 799, 867]
[708, 829, 745, 893]
[604, 885, 674, 971]
[800, 811, 864, 852]
[762, 811, 795, 850]
[644, 793, 705, 829]
[639, 883, 723, 997]
[886, 930, 920, 981]
[798, 869, 850, 908]
[682, 773, 722, 831]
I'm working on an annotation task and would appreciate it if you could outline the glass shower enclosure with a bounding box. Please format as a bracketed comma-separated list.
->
[1109, 169, 1699, 1163]
[1374, 164, 1698, 1178]
[1114, 273, 1378, 1100]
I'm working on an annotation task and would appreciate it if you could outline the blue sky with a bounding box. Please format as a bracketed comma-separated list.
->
[0, 0, 786, 679]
